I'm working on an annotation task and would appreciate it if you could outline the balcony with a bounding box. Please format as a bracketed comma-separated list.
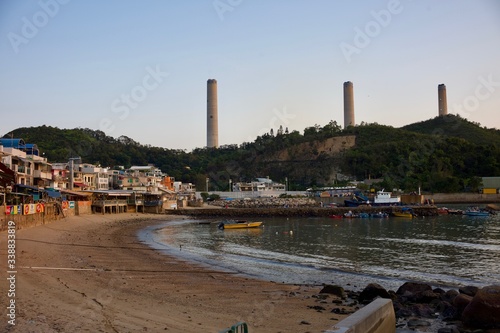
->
[34, 170, 52, 179]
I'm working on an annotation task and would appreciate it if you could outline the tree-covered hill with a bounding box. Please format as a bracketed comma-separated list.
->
[3, 116, 500, 193]
[402, 114, 500, 146]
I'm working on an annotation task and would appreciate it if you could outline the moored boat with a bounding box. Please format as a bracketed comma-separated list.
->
[372, 190, 401, 206]
[370, 212, 389, 218]
[392, 207, 414, 218]
[464, 207, 490, 217]
[217, 220, 263, 229]
[437, 207, 449, 215]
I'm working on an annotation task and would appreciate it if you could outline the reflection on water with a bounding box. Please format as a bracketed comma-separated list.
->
[140, 213, 500, 291]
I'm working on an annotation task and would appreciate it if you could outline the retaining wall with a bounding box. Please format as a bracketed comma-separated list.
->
[325, 298, 395, 333]
[0, 201, 93, 231]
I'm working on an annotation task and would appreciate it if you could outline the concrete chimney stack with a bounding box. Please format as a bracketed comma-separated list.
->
[343, 81, 355, 128]
[207, 79, 219, 148]
[438, 84, 448, 116]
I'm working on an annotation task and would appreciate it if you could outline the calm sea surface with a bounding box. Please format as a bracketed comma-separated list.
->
[138, 209, 500, 291]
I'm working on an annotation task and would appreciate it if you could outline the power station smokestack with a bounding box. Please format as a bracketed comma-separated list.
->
[207, 79, 219, 148]
[343, 81, 355, 128]
[438, 84, 448, 116]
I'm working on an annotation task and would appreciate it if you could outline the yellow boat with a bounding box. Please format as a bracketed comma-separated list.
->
[392, 212, 413, 218]
[217, 221, 263, 229]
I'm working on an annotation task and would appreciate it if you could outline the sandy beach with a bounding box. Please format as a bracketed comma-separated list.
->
[1, 214, 350, 332]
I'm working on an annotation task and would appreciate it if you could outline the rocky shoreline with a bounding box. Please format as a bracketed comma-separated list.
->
[314, 282, 500, 332]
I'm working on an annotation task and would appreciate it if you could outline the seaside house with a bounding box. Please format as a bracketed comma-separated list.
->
[232, 177, 286, 195]
[0, 138, 52, 188]
[51, 163, 69, 190]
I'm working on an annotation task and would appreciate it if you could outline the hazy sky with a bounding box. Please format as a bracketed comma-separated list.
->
[1, 0, 500, 150]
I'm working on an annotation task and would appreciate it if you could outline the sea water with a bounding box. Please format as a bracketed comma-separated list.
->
[138, 211, 500, 291]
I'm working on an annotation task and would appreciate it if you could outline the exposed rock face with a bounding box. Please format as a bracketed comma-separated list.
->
[462, 285, 500, 328]
[358, 283, 391, 304]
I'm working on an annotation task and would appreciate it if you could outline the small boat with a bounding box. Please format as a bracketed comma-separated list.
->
[329, 214, 343, 219]
[392, 212, 413, 218]
[392, 207, 414, 218]
[344, 211, 359, 218]
[464, 208, 490, 217]
[447, 209, 464, 215]
[437, 207, 449, 215]
[370, 212, 389, 218]
[217, 220, 263, 229]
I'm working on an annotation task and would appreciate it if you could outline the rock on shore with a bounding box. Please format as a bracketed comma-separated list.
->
[319, 282, 500, 331]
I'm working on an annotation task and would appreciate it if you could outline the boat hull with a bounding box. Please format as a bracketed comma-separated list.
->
[464, 211, 489, 217]
[392, 212, 413, 218]
[219, 222, 263, 229]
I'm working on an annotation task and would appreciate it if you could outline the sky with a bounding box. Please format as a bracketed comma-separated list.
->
[1, 0, 500, 151]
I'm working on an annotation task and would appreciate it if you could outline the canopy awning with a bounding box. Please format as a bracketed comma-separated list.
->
[46, 190, 62, 198]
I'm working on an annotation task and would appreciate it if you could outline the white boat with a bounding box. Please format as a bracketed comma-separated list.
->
[373, 190, 401, 205]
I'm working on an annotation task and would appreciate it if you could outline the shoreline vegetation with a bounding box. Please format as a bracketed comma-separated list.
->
[1, 212, 499, 332]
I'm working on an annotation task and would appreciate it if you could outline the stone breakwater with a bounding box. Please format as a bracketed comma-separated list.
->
[169, 205, 438, 217]
[209, 197, 318, 208]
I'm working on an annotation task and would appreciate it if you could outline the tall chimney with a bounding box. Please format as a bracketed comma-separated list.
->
[343, 81, 355, 128]
[207, 79, 219, 148]
[438, 84, 448, 116]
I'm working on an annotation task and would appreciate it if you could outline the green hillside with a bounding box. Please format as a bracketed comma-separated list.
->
[402, 114, 500, 146]
[3, 117, 500, 193]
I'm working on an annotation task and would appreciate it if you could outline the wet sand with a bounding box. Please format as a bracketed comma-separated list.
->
[1, 214, 350, 332]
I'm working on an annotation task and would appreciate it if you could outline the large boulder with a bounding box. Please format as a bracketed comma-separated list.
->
[452, 293, 472, 316]
[462, 285, 500, 328]
[358, 283, 391, 304]
[396, 282, 432, 296]
[319, 284, 346, 299]
[459, 285, 479, 297]
[396, 282, 435, 303]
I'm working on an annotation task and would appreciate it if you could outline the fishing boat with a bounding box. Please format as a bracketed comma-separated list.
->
[372, 190, 401, 206]
[217, 220, 263, 230]
[464, 207, 490, 217]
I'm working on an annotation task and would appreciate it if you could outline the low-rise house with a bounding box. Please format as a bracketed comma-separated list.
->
[0, 138, 52, 188]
